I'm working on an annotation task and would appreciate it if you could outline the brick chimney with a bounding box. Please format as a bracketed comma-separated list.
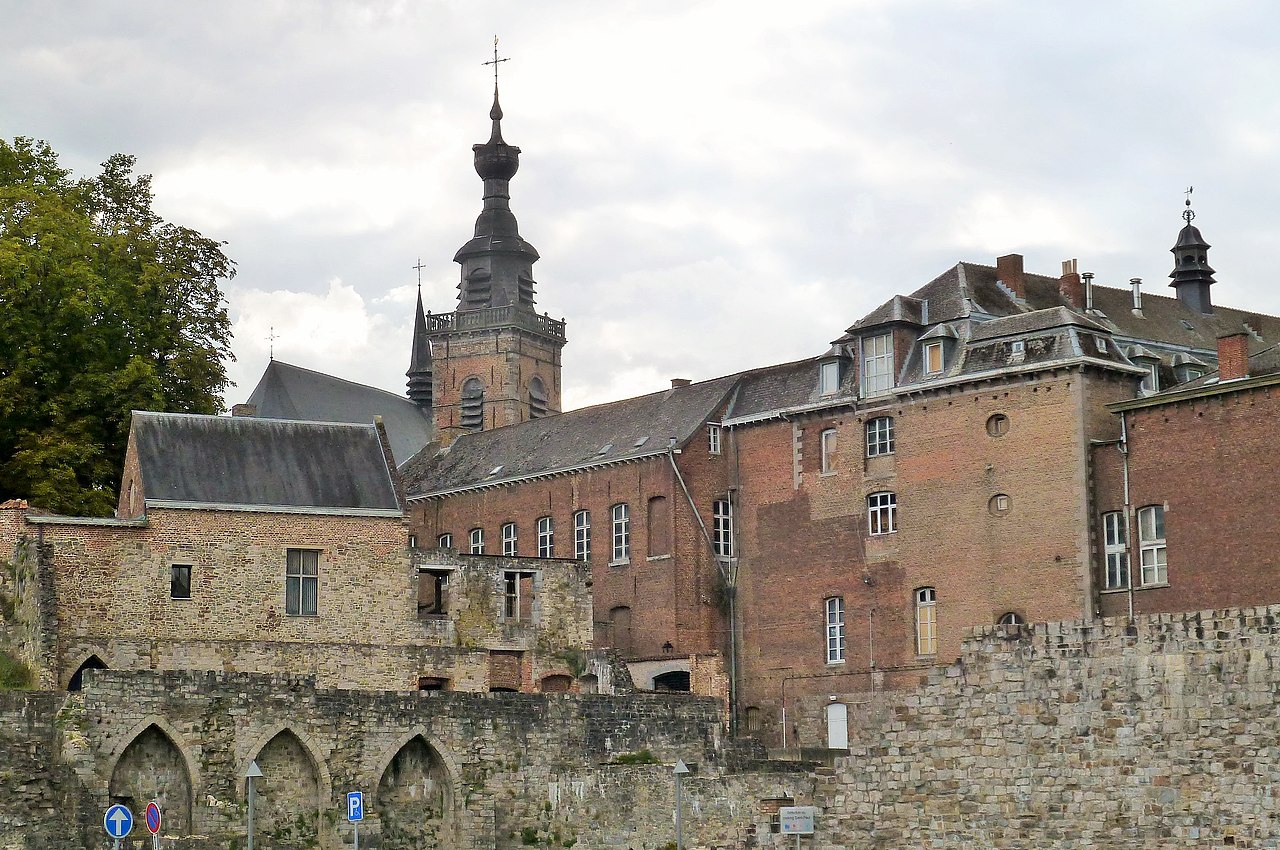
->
[231, 403, 258, 417]
[996, 254, 1026, 300]
[1058, 259, 1083, 309]
[670, 378, 691, 388]
[1217, 332, 1250, 380]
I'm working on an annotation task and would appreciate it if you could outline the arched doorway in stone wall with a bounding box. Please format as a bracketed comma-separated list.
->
[67, 655, 107, 691]
[108, 724, 193, 835]
[252, 730, 321, 849]
[376, 736, 452, 850]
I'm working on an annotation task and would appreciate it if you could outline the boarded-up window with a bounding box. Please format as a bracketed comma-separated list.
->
[609, 606, 633, 656]
[489, 650, 524, 691]
[539, 674, 572, 693]
[647, 496, 669, 557]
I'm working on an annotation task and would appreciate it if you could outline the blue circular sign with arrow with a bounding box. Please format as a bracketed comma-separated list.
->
[104, 804, 134, 838]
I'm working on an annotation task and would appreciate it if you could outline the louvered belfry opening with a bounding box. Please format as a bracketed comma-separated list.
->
[460, 378, 485, 431]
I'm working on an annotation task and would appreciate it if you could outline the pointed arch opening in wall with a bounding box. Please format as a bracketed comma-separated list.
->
[67, 654, 108, 691]
[377, 735, 454, 850]
[251, 729, 322, 848]
[460, 378, 485, 432]
[109, 724, 194, 836]
[528, 377, 548, 419]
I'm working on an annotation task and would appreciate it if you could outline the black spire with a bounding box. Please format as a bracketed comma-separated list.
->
[406, 266, 433, 409]
[1169, 190, 1216, 314]
[453, 70, 540, 312]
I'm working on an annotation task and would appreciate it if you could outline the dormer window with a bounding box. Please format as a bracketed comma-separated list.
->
[923, 341, 944, 375]
[819, 361, 840, 396]
[1141, 362, 1159, 394]
[1010, 340, 1026, 356]
[861, 334, 894, 396]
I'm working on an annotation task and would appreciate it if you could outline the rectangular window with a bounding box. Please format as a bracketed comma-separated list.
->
[713, 498, 733, 559]
[861, 333, 894, 395]
[1102, 511, 1129, 590]
[1138, 505, 1167, 585]
[820, 428, 837, 473]
[501, 522, 517, 556]
[170, 564, 192, 600]
[819, 361, 840, 396]
[867, 492, 897, 535]
[537, 516, 554, 558]
[437, 533, 453, 550]
[708, 423, 722, 455]
[407, 534, 418, 549]
[469, 527, 485, 555]
[916, 587, 937, 655]
[503, 571, 535, 622]
[825, 596, 846, 663]
[611, 503, 630, 563]
[285, 548, 319, 616]
[418, 568, 450, 616]
[866, 416, 894, 457]
[574, 510, 591, 561]
[924, 341, 944, 374]
[1141, 362, 1159, 394]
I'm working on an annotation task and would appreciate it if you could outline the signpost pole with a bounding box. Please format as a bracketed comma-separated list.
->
[354, 821, 359, 850]
[673, 759, 690, 850]
[245, 760, 264, 850]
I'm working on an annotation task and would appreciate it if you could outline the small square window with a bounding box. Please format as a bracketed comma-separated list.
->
[1011, 340, 1026, 356]
[924, 341, 944, 374]
[171, 564, 192, 600]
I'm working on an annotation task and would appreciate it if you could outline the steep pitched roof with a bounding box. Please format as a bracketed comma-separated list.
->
[244, 360, 433, 467]
[723, 357, 857, 423]
[404, 375, 739, 497]
[131, 412, 400, 514]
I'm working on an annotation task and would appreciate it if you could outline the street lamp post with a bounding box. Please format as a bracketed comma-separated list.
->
[245, 760, 264, 850]
[673, 759, 690, 850]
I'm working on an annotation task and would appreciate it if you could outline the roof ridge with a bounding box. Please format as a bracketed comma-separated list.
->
[266, 359, 418, 404]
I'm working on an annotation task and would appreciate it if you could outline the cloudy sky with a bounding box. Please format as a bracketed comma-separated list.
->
[5, 1, 1280, 411]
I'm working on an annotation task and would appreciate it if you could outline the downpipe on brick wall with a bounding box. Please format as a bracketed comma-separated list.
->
[1090, 418, 1135, 621]
[667, 445, 738, 730]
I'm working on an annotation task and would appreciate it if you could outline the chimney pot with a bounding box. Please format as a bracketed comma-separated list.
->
[1058, 259, 1083, 309]
[996, 254, 1026, 300]
[670, 378, 691, 388]
[1217, 332, 1251, 380]
[1130, 278, 1143, 315]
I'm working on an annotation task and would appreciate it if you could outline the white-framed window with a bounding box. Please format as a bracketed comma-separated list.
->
[924, 341, 944, 374]
[708, 423, 722, 455]
[1140, 362, 1159, 394]
[1138, 505, 1167, 585]
[998, 611, 1024, 626]
[574, 510, 591, 561]
[1010, 340, 1026, 356]
[1102, 511, 1129, 590]
[825, 596, 846, 663]
[915, 587, 937, 655]
[861, 333, 894, 395]
[501, 522, 517, 556]
[537, 516, 554, 558]
[503, 571, 535, 623]
[611, 503, 630, 563]
[285, 548, 319, 616]
[867, 492, 897, 535]
[819, 360, 840, 396]
[866, 416, 894, 457]
[437, 532, 453, 550]
[820, 428, 837, 473]
[712, 498, 733, 559]
[469, 527, 485, 555]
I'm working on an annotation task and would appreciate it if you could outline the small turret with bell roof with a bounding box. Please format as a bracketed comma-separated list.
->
[1169, 189, 1217, 314]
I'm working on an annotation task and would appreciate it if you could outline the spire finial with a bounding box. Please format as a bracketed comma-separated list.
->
[1184, 185, 1195, 224]
[266, 326, 278, 361]
[413, 257, 426, 293]
[482, 35, 509, 96]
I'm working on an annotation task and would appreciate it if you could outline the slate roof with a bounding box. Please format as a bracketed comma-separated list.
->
[967, 306, 1109, 342]
[404, 375, 739, 497]
[244, 360, 433, 467]
[131, 412, 400, 513]
[723, 357, 856, 422]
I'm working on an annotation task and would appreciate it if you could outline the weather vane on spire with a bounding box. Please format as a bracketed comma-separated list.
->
[1184, 185, 1195, 223]
[482, 35, 510, 91]
[266, 326, 279, 361]
[413, 257, 426, 292]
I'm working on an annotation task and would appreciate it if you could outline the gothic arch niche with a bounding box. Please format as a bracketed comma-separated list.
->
[67, 654, 107, 691]
[253, 730, 321, 849]
[377, 735, 453, 850]
[108, 724, 193, 835]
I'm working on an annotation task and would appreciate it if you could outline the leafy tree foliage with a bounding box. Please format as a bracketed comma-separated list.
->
[0, 138, 234, 516]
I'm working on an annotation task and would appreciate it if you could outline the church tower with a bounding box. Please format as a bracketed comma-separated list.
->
[408, 80, 566, 434]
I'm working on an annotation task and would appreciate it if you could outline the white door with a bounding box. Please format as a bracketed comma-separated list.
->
[826, 702, 848, 750]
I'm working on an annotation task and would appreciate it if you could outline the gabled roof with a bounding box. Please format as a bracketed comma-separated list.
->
[131, 412, 400, 514]
[244, 360, 433, 467]
[404, 375, 739, 498]
[968, 306, 1108, 342]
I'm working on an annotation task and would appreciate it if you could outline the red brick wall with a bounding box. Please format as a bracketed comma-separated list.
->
[1096, 382, 1280, 617]
[431, 327, 563, 430]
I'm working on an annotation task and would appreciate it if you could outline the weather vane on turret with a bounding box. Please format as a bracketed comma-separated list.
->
[482, 35, 509, 91]
[1184, 185, 1195, 223]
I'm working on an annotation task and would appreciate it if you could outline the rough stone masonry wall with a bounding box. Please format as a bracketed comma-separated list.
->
[816, 606, 1280, 850]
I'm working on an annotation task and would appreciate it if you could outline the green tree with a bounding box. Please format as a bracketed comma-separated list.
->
[0, 137, 234, 516]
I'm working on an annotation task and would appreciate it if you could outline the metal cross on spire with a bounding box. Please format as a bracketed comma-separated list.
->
[266, 326, 279, 361]
[482, 35, 509, 90]
[412, 257, 426, 291]
[1184, 185, 1195, 223]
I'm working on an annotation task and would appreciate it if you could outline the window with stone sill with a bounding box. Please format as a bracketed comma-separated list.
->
[611, 503, 630, 563]
[820, 428, 837, 473]
[1102, 511, 1129, 590]
[1138, 504, 1167, 586]
[285, 548, 319, 616]
[170, 564, 192, 600]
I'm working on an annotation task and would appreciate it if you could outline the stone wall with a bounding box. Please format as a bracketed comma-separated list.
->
[815, 606, 1280, 849]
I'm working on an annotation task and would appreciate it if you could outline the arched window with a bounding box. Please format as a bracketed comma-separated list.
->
[461, 378, 485, 432]
[501, 522, 517, 556]
[573, 510, 591, 561]
[537, 516, 554, 558]
[915, 587, 937, 655]
[998, 611, 1024, 626]
[469, 527, 485, 555]
[528, 377, 548, 419]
